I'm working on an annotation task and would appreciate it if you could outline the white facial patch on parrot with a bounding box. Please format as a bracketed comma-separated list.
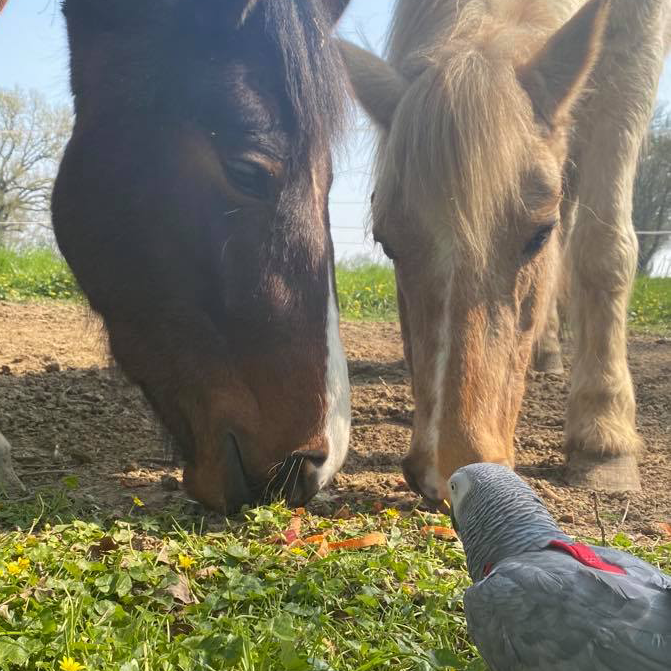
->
[448, 469, 473, 525]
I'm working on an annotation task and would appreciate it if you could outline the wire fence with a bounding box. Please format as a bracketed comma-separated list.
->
[330, 226, 671, 276]
[4, 221, 671, 275]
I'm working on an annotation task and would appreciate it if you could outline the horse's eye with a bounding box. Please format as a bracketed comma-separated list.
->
[226, 159, 272, 199]
[524, 222, 557, 257]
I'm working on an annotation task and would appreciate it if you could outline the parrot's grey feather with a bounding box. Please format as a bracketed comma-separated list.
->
[464, 550, 671, 671]
[452, 464, 571, 581]
[591, 545, 671, 591]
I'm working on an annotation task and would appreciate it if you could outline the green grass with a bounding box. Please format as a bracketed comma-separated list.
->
[0, 248, 80, 302]
[0, 491, 483, 671]
[335, 261, 397, 321]
[1, 248, 670, 331]
[0, 489, 669, 671]
[628, 277, 671, 332]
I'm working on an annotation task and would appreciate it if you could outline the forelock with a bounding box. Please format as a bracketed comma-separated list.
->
[376, 0, 568, 268]
[376, 47, 535, 268]
[262, 0, 348, 160]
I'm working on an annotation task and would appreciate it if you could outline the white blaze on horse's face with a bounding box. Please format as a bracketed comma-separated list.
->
[340, 0, 610, 503]
[319, 274, 352, 488]
[394, 241, 458, 502]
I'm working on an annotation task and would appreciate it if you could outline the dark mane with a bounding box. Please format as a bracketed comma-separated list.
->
[262, 0, 348, 158]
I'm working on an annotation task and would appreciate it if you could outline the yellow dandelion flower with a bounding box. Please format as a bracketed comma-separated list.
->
[132, 497, 145, 507]
[178, 554, 195, 570]
[25, 536, 38, 547]
[383, 508, 400, 518]
[17, 558, 30, 571]
[14, 544, 25, 555]
[59, 656, 86, 671]
[6, 562, 22, 576]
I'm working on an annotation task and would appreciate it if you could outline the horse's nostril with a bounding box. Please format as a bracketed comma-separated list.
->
[291, 448, 327, 467]
[264, 449, 327, 508]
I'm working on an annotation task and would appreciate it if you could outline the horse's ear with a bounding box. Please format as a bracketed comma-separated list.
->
[517, 0, 609, 125]
[322, 0, 351, 27]
[338, 40, 409, 130]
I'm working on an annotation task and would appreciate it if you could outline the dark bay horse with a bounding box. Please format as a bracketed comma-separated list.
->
[45, 0, 353, 512]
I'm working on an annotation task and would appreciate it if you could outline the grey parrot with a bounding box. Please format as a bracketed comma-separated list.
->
[448, 462, 671, 671]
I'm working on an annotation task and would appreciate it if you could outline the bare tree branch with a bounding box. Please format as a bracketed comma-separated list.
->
[0, 87, 72, 245]
[633, 104, 671, 273]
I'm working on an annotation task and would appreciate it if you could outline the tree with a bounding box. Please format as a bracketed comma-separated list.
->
[632, 105, 671, 274]
[0, 87, 71, 245]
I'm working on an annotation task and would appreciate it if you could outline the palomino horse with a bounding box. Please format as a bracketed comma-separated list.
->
[340, 0, 670, 502]
[2, 0, 355, 512]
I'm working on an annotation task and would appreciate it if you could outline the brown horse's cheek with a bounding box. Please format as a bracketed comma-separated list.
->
[183, 462, 226, 512]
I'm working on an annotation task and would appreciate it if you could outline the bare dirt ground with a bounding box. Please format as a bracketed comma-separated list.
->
[1, 301, 669, 541]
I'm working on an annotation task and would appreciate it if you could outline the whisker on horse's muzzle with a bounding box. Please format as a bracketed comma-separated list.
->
[261, 450, 326, 508]
[184, 433, 331, 513]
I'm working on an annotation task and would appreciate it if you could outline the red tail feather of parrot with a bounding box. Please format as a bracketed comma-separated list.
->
[548, 541, 627, 575]
[483, 542, 627, 578]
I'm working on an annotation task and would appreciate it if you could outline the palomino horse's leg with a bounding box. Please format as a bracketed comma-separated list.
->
[533, 177, 578, 375]
[565, 0, 668, 492]
[533, 293, 564, 375]
[0, 432, 26, 497]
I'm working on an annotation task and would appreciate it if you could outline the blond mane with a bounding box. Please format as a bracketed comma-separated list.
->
[374, 0, 582, 263]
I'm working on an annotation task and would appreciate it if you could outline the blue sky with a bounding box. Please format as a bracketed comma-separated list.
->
[0, 0, 669, 259]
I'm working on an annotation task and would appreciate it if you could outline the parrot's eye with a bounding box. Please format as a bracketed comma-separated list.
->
[450, 483, 456, 491]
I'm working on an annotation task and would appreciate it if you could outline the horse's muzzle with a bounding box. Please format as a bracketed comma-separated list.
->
[261, 449, 327, 508]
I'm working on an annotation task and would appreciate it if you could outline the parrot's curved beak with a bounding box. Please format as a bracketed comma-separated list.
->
[439, 498, 459, 534]
[449, 505, 459, 534]
[437, 499, 451, 516]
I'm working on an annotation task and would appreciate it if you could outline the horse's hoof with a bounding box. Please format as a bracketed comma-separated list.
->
[533, 350, 564, 375]
[565, 452, 641, 492]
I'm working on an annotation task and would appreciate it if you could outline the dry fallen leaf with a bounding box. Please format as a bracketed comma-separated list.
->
[328, 532, 386, 551]
[316, 538, 331, 557]
[165, 574, 197, 605]
[658, 522, 671, 537]
[309, 538, 331, 562]
[89, 536, 119, 559]
[333, 505, 352, 520]
[19, 577, 54, 602]
[421, 526, 457, 540]
[268, 516, 304, 546]
[195, 566, 219, 579]
[156, 545, 172, 565]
